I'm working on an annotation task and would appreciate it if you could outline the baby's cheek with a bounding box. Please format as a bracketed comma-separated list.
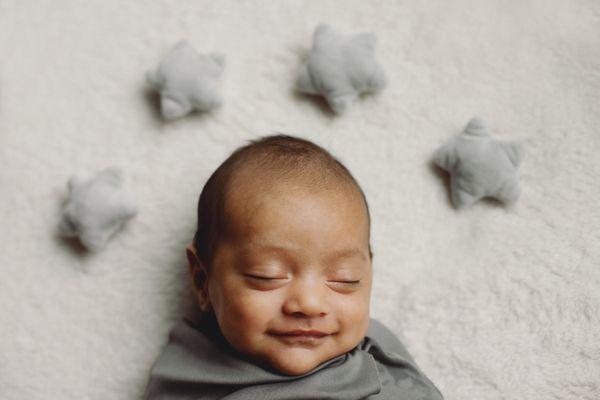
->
[223, 287, 279, 328]
[336, 295, 370, 332]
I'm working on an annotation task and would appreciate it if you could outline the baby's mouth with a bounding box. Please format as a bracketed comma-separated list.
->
[268, 330, 331, 346]
[274, 330, 328, 337]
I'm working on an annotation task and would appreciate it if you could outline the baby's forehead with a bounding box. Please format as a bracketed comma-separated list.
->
[226, 164, 357, 203]
[218, 163, 369, 238]
[224, 176, 362, 227]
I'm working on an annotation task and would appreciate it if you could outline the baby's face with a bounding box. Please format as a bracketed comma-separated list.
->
[195, 176, 373, 376]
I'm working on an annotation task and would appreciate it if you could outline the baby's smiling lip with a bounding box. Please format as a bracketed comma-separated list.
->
[283, 330, 328, 337]
[269, 329, 332, 347]
[270, 329, 330, 337]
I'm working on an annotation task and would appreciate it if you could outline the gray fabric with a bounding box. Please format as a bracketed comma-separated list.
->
[58, 167, 137, 251]
[296, 24, 387, 115]
[433, 117, 525, 209]
[144, 311, 444, 400]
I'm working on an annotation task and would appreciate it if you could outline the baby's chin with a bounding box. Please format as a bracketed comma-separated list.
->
[257, 347, 337, 376]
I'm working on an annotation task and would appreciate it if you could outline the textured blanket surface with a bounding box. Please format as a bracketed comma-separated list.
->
[1, 1, 599, 399]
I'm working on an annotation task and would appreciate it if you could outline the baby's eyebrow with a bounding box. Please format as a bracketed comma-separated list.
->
[238, 243, 291, 257]
[241, 242, 367, 264]
[324, 248, 367, 263]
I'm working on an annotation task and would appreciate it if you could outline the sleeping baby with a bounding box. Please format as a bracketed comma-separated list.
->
[144, 135, 444, 399]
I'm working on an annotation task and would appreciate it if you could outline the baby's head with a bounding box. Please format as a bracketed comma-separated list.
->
[186, 134, 373, 376]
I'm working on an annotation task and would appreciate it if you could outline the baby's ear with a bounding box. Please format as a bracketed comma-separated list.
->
[186, 244, 211, 311]
[186, 244, 199, 274]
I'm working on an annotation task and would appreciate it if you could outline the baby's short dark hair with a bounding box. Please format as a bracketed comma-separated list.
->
[193, 134, 371, 272]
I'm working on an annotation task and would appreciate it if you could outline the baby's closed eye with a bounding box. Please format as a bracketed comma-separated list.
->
[242, 273, 362, 290]
[329, 279, 360, 285]
[244, 274, 287, 281]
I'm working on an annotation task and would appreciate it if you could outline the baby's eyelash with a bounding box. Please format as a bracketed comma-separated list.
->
[245, 274, 281, 281]
[244, 274, 360, 286]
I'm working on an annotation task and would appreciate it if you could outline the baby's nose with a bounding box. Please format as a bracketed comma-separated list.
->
[281, 276, 329, 317]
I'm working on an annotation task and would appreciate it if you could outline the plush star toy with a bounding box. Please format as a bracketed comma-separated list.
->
[146, 40, 225, 120]
[433, 117, 526, 209]
[296, 24, 387, 114]
[58, 167, 138, 251]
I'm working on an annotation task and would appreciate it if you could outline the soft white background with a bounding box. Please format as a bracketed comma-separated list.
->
[1, 1, 599, 399]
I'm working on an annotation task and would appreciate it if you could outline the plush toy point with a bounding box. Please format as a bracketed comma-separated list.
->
[146, 40, 225, 120]
[58, 167, 138, 251]
[464, 116, 487, 135]
[296, 24, 387, 114]
[433, 117, 526, 209]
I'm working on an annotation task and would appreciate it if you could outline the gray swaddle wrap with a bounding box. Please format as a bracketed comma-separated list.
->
[144, 311, 444, 400]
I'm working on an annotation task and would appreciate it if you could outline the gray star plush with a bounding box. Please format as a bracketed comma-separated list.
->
[433, 117, 525, 209]
[146, 40, 225, 120]
[296, 24, 387, 114]
[59, 167, 138, 251]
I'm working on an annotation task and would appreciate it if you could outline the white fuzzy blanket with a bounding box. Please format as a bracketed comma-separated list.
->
[1, 1, 599, 399]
